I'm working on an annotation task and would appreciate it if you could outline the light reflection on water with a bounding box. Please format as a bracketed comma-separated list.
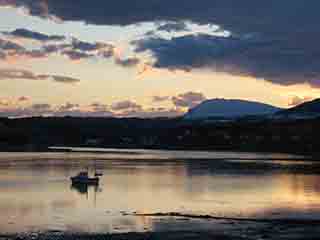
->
[0, 150, 319, 233]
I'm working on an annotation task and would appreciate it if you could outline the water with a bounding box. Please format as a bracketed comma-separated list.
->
[0, 149, 320, 233]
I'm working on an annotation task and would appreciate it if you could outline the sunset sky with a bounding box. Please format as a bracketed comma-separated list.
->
[0, 1, 319, 117]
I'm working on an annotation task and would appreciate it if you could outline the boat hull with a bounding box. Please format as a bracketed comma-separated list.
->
[70, 177, 99, 185]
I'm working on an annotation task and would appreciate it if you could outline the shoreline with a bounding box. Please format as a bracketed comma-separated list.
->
[0, 147, 312, 162]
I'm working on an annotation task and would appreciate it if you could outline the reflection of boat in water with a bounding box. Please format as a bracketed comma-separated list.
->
[70, 169, 103, 204]
[70, 171, 99, 185]
[71, 182, 91, 194]
[71, 181, 100, 194]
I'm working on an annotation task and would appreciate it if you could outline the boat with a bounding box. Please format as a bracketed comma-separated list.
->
[70, 171, 99, 185]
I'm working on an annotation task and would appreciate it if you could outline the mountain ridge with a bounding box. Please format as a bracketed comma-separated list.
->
[184, 98, 282, 120]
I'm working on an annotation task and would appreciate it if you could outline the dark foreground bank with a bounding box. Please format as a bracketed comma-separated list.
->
[2, 219, 320, 240]
[1, 116, 320, 156]
[1, 227, 319, 240]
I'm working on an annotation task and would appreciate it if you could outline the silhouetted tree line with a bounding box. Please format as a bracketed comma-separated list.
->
[0, 116, 319, 155]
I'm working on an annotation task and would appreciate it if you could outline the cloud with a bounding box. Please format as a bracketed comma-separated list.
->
[118, 107, 183, 118]
[1, 0, 319, 40]
[288, 96, 315, 107]
[115, 57, 140, 67]
[31, 103, 51, 111]
[0, 68, 80, 83]
[0, 38, 24, 51]
[60, 39, 115, 60]
[0, 102, 113, 118]
[171, 91, 206, 108]
[42, 43, 69, 53]
[0, 69, 39, 80]
[134, 34, 320, 87]
[3, 1, 319, 87]
[62, 50, 94, 60]
[156, 22, 189, 33]
[4, 1, 315, 87]
[0, 28, 117, 61]
[0, 107, 46, 118]
[71, 39, 112, 52]
[152, 96, 170, 102]
[0, 96, 30, 106]
[0, 104, 183, 118]
[2, 28, 65, 41]
[111, 100, 142, 111]
[0, 98, 9, 106]
[0, 103, 53, 117]
[18, 96, 30, 102]
[1, 29, 138, 68]
[0, 51, 5, 59]
[0, 99, 184, 118]
[58, 102, 79, 111]
[16, 49, 48, 58]
[0, 38, 49, 59]
[90, 102, 109, 112]
[0, 31, 125, 63]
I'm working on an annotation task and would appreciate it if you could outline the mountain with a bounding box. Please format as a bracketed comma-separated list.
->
[184, 99, 281, 120]
[276, 98, 320, 118]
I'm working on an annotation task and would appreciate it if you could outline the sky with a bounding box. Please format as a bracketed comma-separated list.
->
[0, 1, 319, 118]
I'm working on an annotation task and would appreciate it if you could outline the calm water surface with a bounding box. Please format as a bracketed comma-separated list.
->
[0, 149, 319, 233]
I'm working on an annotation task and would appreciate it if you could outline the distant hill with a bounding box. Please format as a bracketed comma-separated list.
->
[277, 98, 320, 118]
[184, 99, 281, 120]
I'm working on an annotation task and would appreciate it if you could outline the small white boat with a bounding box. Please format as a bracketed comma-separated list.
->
[70, 171, 99, 185]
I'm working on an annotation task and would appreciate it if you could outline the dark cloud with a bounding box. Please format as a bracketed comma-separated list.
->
[0, 30, 117, 60]
[134, 34, 320, 87]
[0, 33, 119, 62]
[2, 28, 65, 41]
[0, 68, 80, 83]
[46, 40, 115, 60]
[156, 22, 189, 33]
[288, 96, 315, 107]
[3, 1, 320, 85]
[0, 31, 135, 67]
[111, 100, 142, 111]
[172, 91, 206, 108]
[71, 39, 111, 52]
[1, 0, 319, 39]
